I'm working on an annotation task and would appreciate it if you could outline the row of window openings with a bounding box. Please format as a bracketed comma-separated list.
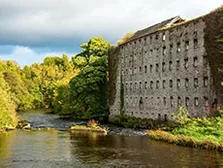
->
[125, 56, 207, 74]
[121, 39, 198, 58]
[121, 31, 198, 49]
[127, 96, 205, 107]
[127, 77, 208, 91]
[164, 39, 198, 55]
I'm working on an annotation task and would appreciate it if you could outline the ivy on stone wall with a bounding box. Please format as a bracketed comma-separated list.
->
[108, 46, 120, 106]
[120, 74, 124, 114]
[204, 6, 223, 102]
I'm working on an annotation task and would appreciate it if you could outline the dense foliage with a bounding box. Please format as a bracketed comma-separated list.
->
[69, 37, 110, 120]
[0, 73, 18, 129]
[0, 37, 110, 129]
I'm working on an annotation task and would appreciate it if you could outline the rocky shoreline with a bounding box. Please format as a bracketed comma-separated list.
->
[105, 125, 148, 136]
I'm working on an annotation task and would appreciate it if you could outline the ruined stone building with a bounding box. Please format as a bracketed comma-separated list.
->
[109, 7, 223, 121]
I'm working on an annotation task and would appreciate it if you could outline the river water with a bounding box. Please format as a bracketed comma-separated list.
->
[0, 110, 223, 168]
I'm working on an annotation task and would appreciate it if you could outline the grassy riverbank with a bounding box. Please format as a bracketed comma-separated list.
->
[148, 116, 223, 151]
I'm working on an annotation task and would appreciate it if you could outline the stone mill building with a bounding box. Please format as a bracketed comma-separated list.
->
[108, 7, 223, 121]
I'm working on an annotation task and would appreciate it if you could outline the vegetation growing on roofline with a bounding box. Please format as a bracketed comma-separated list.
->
[117, 32, 135, 45]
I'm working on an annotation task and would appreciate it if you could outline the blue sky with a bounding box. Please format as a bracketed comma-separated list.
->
[0, 0, 222, 66]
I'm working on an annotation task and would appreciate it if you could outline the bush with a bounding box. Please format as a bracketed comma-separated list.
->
[172, 106, 190, 124]
[87, 119, 98, 128]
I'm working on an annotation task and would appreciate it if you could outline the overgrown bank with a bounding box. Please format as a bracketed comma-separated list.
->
[148, 107, 223, 151]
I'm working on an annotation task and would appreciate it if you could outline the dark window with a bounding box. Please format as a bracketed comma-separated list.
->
[150, 81, 153, 89]
[194, 97, 199, 106]
[169, 61, 172, 71]
[156, 63, 159, 72]
[170, 96, 174, 106]
[184, 58, 189, 69]
[162, 62, 165, 72]
[194, 39, 198, 48]
[203, 77, 208, 87]
[194, 39, 198, 49]
[185, 41, 189, 51]
[144, 38, 147, 44]
[150, 65, 153, 73]
[139, 66, 142, 72]
[163, 46, 166, 55]
[156, 80, 160, 89]
[177, 97, 181, 106]
[177, 79, 180, 88]
[169, 80, 173, 88]
[177, 43, 181, 52]
[163, 80, 166, 89]
[176, 60, 180, 70]
[145, 81, 147, 89]
[185, 97, 189, 107]
[193, 57, 198, 67]
[185, 78, 189, 88]
[164, 114, 167, 121]
[163, 97, 167, 106]
[194, 78, 198, 88]
[144, 65, 147, 73]
[170, 44, 173, 54]
[204, 96, 208, 106]
[139, 82, 142, 91]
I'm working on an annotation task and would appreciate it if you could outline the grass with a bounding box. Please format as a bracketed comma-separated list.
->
[148, 116, 223, 151]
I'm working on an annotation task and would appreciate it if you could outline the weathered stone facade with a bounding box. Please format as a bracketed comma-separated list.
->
[109, 9, 223, 121]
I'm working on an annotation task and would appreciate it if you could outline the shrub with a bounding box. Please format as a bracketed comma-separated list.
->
[172, 106, 190, 124]
[87, 119, 98, 128]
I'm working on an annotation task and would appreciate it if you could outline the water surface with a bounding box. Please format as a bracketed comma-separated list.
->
[0, 110, 223, 167]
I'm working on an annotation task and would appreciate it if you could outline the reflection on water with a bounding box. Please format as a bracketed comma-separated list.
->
[1, 130, 223, 168]
[1, 110, 223, 167]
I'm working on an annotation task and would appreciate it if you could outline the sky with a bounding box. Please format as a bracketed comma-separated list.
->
[0, 0, 222, 66]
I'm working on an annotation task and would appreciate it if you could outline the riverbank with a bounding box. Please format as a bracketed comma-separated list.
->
[70, 119, 148, 136]
[148, 116, 223, 151]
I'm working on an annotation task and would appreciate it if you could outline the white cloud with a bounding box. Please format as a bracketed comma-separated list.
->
[0, 0, 222, 46]
[0, 46, 74, 66]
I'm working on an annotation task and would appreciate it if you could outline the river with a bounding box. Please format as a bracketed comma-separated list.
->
[0, 110, 223, 168]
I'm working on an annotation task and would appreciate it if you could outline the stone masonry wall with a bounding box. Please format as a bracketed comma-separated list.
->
[109, 17, 218, 120]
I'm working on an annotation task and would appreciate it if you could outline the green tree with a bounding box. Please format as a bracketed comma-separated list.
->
[76, 37, 110, 61]
[0, 73, 18, 128]
[69, 37, 110, 120]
